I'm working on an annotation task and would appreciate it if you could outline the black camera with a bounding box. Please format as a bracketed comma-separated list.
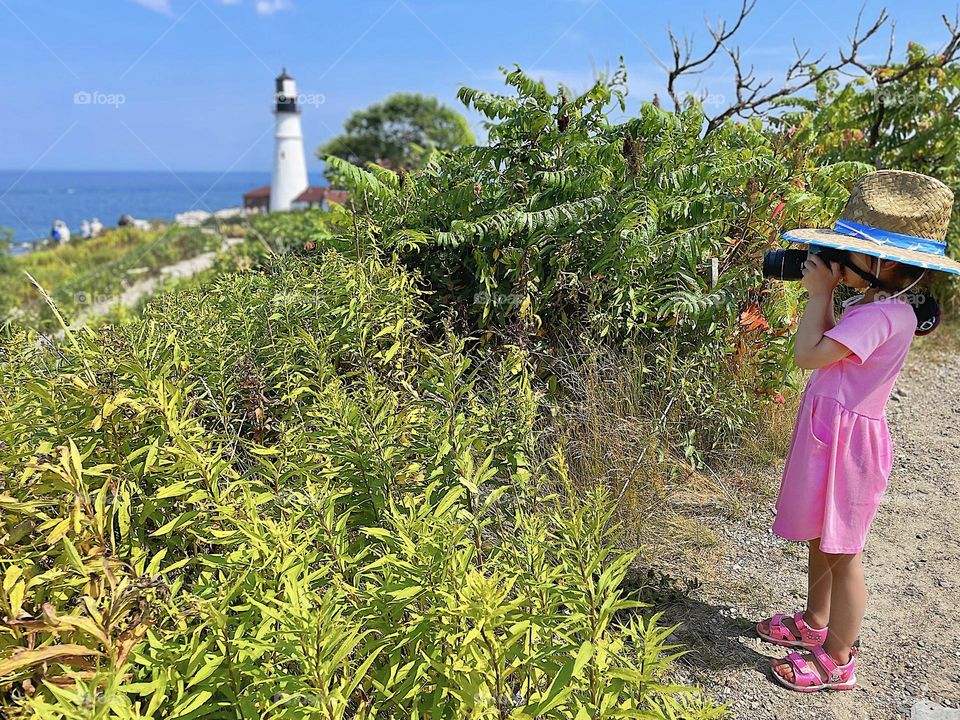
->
[762, 243, 942, 336]
[762, 244, 849, 281]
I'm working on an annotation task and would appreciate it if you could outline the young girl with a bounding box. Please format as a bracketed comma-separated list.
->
[753, 170, 960, 692]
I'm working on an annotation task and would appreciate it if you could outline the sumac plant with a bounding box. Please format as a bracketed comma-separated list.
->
[0, 254, 724, 718]
[322, 62, 866, 456]
[773, 38, 960, 309]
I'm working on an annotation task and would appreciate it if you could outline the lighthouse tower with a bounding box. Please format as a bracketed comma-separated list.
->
[270, 69, 309, 212]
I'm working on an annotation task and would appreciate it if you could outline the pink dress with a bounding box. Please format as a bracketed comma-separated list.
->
[772, 297, 917, 554]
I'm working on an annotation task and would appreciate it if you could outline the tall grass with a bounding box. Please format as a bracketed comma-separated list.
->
[0, 226, 221, 331]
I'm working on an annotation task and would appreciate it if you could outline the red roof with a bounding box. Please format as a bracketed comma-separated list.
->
[243, 185, 350, 205]
[324, 190, 349, 205]
[243, 185, 271, 199]
[294, 187, 350, 204]
[294, 186, 328, 203]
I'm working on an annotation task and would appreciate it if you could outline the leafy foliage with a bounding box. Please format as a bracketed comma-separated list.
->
[0, 254, 722, 718]
[248, 205, 355, 257]
[319, 93, 475, 178]
[0, 226, 221, 332]
[322, 63, 866, 457]
[8, 38, 959, 719]
[0, 228, 12, 275]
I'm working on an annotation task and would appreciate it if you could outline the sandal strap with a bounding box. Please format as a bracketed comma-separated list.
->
[793, 611, 828, 643]
[784, 651, 820, 686]
[809, 645, 852, 683]
[769, 613, 791, 641]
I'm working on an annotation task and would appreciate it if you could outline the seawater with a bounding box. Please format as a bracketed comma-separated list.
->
[0, 170, 271, 252]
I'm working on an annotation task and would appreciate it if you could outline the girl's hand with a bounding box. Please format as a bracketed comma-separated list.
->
[800, 253, 842, 296]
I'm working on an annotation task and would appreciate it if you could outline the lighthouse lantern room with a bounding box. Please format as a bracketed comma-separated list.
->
[270, 68, 309, 212]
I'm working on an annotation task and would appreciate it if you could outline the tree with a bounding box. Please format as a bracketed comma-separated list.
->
[665, 1, 889, 134]
[324, 62, 864, 424]
[318, 93, 474, 175]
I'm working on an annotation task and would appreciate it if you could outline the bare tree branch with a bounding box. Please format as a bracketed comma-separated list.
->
[666, 0, 755, 113]
[665, 3, 918, 134]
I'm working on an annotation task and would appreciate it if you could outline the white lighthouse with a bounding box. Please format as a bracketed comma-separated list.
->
[270, 69, 309, 212]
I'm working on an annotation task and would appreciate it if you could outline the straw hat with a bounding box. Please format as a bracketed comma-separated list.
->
[783, 169, 960, 276]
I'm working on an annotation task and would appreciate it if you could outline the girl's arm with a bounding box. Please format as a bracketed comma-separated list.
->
[823, 286, 837, 332]
[793, 255, 851, 370]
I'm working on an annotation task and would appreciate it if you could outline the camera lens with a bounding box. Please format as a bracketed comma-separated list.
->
[762, 249, 807, 280]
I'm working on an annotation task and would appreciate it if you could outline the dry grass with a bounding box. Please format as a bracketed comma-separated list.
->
[539, 343, 793, 583]
[734, 391, 802, 497]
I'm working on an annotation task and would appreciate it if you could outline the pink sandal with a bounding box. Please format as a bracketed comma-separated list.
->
[770, 644, 857, 692]
[756, 611, 828, 648]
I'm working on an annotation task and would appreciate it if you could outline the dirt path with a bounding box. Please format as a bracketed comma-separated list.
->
[69, 237, 242, 327]
[664, 346, 960, 719]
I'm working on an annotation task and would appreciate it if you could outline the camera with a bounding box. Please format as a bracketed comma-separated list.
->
[762, 244, 849, 281]
[762, 243, 942, 336]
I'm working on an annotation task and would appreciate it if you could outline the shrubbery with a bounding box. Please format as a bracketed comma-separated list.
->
[324, 65, 867, 463]
[248, 206, 354, 258]
[0, 226, 221, 332]
[0, 254, 723, 718]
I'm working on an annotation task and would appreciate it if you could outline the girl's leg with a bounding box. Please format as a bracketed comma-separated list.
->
[821, 552, 864, 662]
[805, 538, 832, 628]
[773, 550, 863, 682]
[758, 539, 831, 637]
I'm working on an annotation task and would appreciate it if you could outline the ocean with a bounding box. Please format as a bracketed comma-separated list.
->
[0, 170, 271, 252]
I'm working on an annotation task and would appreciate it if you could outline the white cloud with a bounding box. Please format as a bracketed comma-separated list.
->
[131, 0, 173, 14]
[255, 0, 293, 15]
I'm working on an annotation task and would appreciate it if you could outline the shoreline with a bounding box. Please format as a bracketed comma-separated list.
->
[0, 168, 272, 252]
[6, 205, 252, 256]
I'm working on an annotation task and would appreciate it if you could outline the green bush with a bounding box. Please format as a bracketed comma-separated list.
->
[0, 254, 722, 718]
[249, 206, 354, 257]
[321, 64, 866, 463]
[0, 228, 13, 276]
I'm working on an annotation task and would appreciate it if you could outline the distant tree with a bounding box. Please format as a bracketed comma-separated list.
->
[318, 93, 475, 177]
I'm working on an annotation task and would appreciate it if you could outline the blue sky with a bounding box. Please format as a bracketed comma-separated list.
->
[0, 0, 949, 173]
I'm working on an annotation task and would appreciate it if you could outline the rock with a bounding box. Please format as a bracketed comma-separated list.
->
[911, 700, 960, 719]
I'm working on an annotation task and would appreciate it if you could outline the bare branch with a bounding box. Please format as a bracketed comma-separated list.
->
[665, 3, 890, 134]
[664, 1, 960, 137]
[667, 0, 755, 112]
[870, 13, 960, 86]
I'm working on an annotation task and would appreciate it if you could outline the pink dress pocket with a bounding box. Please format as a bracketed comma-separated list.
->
[773, 392, 892, 554]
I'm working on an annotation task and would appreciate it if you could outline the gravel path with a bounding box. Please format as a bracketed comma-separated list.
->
[663, 346, 960, 719]
[69, 237, 243, 327]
